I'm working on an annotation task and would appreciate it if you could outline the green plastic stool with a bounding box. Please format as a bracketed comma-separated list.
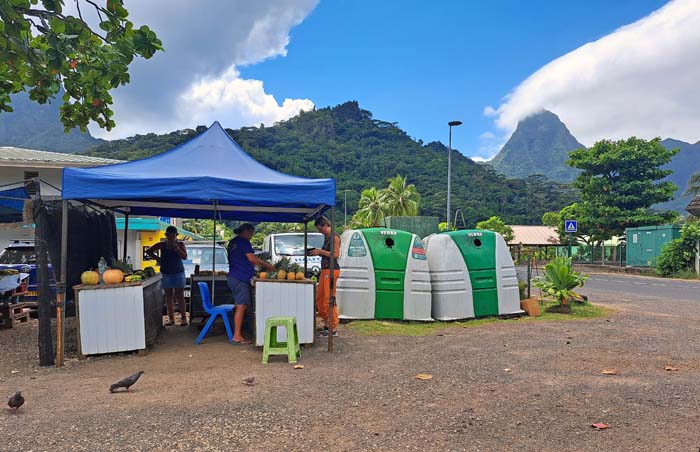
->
[262, 316, 301, 364]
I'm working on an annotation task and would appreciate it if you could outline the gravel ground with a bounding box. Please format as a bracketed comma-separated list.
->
[1, 285, 699, 452]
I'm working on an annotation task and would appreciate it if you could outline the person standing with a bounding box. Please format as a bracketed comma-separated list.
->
[146, 226, 188, 326]
[309, 216, 341, 337]
[227, 223, 274, 344]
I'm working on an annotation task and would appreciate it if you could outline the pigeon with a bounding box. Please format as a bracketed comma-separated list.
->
[8, 391, 24, 413]
[110, 371, 145, 393]
[242, 376, 255, 386]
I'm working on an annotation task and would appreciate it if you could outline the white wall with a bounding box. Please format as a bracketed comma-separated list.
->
[0, 166, 63, 196]
[116, 230, 142, 268]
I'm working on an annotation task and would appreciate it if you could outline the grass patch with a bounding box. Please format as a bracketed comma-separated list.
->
[346, 301, 611, 337]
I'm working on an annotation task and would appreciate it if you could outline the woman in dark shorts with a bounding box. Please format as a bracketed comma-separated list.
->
[227, 223, 274, 344]
[146, 226, 188, 326]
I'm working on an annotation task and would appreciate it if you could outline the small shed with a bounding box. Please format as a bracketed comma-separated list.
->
[626, 225, 681, 267]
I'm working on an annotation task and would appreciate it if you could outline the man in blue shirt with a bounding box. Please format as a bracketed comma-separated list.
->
[227, 223, 274, 344]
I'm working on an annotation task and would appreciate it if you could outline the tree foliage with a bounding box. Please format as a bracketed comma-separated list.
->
[475, 215, 514, 242]
[382, 174, 420, 217]
[86, 101, 578, 225]
[684, 171, 700, 197]
[567, 137, 678, 240]
[534, 256, 588, 306]
[656, 223, 700, 277]
[352, 187, 386, 228]
[0, 0, 162, 131]
[541, 211, 559, 227]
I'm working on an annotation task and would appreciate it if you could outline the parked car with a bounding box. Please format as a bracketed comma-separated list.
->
[262, 233, 324, 275]
[0, 241, 57, 303]
[181, 241, 229, 300]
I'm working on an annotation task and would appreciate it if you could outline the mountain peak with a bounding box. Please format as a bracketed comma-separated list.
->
[488, 110, 584, 183]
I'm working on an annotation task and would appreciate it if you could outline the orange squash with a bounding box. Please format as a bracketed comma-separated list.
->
[81, 270, 99, 285]
[259, 272, 268, 280]
[103, 269, 124, 284]
[286, 272, 296, 281]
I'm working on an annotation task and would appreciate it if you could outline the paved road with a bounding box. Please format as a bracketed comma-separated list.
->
[583, 272, 700, 303]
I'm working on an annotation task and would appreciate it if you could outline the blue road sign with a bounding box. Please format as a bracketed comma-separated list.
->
[565, 220, 577, 233]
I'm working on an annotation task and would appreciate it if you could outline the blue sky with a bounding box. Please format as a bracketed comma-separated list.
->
[238, 0, 669, 159]
[96, 1, 698, 160]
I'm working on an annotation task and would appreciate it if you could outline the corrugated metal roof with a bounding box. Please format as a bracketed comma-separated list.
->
[508, 225, 561, 246]
[0, 147, 121, 167]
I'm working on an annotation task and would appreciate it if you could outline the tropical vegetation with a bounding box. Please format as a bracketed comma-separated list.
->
[475, 216, 514, 242]
[534, 257, 588, 307]
[0, 0, 162, 131]
[656, 223, 700, 277]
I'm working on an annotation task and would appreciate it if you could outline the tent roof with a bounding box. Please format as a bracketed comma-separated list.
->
[0, 184, 29, 224]
[62, 122, 336, 222]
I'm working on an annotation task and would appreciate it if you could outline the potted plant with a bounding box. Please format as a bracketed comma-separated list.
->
[534, 257, 588, 313]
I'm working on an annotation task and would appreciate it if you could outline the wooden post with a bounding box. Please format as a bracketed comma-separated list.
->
[33, 194, 54, 366]
[328, 208, 335, 352]
[122, 211, 129, 261]
[55, 199, 68, 367]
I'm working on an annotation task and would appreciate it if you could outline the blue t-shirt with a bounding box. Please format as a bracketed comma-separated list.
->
[227, 236, 255, 282]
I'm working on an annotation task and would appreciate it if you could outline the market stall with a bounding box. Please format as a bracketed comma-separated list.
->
[59, 121, 337, 365]
[73, 274, 163, 356]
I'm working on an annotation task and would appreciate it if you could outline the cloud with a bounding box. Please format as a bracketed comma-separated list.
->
[76, 0, 318, 138]
[487, 0, 700, 146]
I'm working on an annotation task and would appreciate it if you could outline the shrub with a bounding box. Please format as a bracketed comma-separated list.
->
[656, 223, 700, 277]
[534, 256, 588, 306]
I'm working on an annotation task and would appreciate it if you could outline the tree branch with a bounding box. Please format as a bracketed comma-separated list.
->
[20, 7, 110, 45]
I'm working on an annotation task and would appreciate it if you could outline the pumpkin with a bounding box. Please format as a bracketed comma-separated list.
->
[277, 270, 287, 280]
[103, 269, 124, 284]
[296, 272, 305, 280]
[259, 272, 268, 280]
[287, 272, 296, 281]
[81, 270, 99, 285]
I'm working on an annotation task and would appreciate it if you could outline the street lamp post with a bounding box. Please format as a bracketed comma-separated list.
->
[447, 120, 463, 228]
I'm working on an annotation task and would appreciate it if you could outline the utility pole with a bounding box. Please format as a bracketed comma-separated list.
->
[447, 120, 462, 228]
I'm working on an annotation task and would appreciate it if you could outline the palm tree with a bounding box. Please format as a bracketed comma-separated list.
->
[381, 174, 420, 217]
[684, 172, 700, 197]
[353, 187, 386, 227]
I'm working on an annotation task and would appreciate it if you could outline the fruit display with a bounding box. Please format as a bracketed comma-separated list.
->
[0, 269, 19, 276]
[124, 275, 143, 283]
[257, 258, 310, 282]
[198, 270, 228, 276]
[80, 270, 99, 285]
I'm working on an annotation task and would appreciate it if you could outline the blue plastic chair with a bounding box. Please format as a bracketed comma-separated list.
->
[195, 282, 235, 345]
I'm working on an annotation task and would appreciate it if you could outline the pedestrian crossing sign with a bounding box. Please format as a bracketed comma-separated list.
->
[565, 220, 577, 233]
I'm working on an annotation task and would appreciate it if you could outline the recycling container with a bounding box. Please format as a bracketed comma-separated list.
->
[424, 230, 521, 320]
[336, 228, 432, 321]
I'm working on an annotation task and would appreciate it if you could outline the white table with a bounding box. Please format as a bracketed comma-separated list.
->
[254, 279, 315, 346]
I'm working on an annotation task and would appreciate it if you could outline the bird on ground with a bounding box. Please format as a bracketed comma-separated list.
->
[8, 391, 24, 413]
[242, 376, 255, 386]
[109, 371, 145, 393]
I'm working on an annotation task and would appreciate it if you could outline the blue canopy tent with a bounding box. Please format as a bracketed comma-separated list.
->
[0, 184, 29, 224]
[58, 121, 339, 362]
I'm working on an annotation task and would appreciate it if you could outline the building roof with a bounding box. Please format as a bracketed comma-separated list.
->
[0, 147, 121, 168]
[115, 217, 201, 239]
[687, 196, 700, 216]
[508, 225, 561, 246]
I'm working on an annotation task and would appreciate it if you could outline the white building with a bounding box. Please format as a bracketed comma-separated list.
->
[0, 147, 121, 249]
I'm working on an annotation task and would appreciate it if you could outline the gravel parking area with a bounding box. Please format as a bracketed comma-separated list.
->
[1, 287, 699, 451]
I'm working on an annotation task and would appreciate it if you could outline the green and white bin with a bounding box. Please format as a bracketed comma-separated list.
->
[424, 230, 522, 320]
[336, 228, 433, 321]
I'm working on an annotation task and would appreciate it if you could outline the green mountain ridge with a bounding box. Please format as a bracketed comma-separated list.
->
[488, 110, 584, 183]
[658, 138, 700, 212]
[84, 101, 578, 226]
[0, 92, 102, 153]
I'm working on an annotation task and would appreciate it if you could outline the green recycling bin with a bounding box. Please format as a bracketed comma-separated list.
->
[336, 228, 432, 321]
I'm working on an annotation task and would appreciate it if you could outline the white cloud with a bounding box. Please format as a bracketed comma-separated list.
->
[81, 0, 318, 138]
[479, 131, 496, 140]
[179, 67, 314, 127]
[487, 0, 700, 146]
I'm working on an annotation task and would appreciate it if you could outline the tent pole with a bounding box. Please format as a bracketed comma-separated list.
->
[55, 199, 68, 367]
[303, 221, 308, 275]
[122, 211, 129, 262]
[328, 208, 335, 352]
[211, 202, 218, 306]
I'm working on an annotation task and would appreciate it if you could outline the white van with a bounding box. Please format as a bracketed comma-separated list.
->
[262, 233, 324, 274]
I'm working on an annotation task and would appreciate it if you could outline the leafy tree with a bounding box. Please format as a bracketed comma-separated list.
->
[182, 219, 234, 241]
[567, 137, 678, 240]
[381, 174, 420, 216]
[352, 187, 386, 228]
[475, 215, 514, 242]
[656, 223, 700, 276]
[0, 0, 162, 131]
[684, 172, 700, 197]
[541, 211, 559, 227]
